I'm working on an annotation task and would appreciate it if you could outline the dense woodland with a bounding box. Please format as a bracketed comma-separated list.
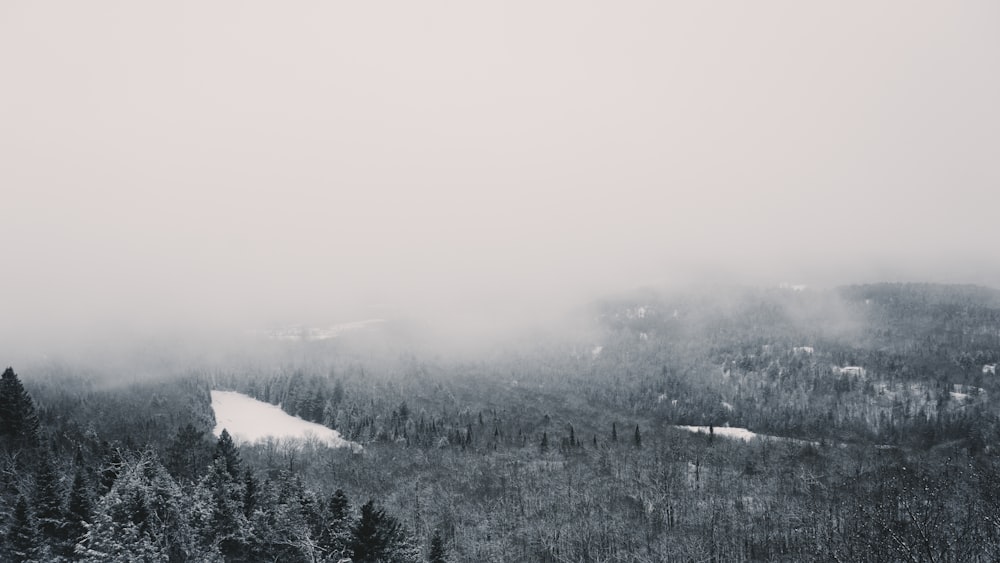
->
[4, 283, 1000, 561]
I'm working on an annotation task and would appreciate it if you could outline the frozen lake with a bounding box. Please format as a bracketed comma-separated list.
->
[210, 390, 359, 450]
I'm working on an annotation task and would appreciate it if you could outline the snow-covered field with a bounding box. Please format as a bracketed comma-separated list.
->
[675, 425, 759, 442]
[210, 390, 359, 450]
[674, 425, 818, 445]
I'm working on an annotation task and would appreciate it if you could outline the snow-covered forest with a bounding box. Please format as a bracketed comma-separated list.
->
[4, 283, 1000, 561]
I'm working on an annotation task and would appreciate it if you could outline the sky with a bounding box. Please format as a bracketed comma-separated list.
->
[2, 1, 999, 348]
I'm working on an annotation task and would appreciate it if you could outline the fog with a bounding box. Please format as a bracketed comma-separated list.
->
[2, 1, 999, 358]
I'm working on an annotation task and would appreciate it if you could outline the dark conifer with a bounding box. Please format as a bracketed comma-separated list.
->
[34, 454, 66, 547]
[349, 499, 403, 563]
[0, 367, 40, 450]
[328, 488, 350, 521]
[65, 467, 93, 556]
[213, 429, 241, 479]
[428, 528, 447, 563]
[243, 468, 258, 518]
[5, 496, 37, 563]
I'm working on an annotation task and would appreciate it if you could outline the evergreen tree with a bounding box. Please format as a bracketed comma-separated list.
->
[213, 429, 242, 480]
[318, 489, 352, 561]
[540, 432, 549, 453]
[34, 453, 68, 554]
[634, 424, 642, 448]
[206, 456, 249, 560]
[5, 496, 38, 563]
[328, 489, 350, 521]
[243, 468, 258, 518]
[612, 422, 618, 442]
[0, 367, 40, 450]
[349, 500, 408, 563]
[428, 529, 447, 563]
[65, 467, 94, 557]
[166, 423, 212, 483]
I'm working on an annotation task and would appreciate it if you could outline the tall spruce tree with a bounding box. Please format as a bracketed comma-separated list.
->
[0, 367, 40, 450]
[428, 529, 447, 563]
[34, 453, 69, 557]
[213, 429, 242, 480]
[319, 488, 353, 559]
[65, 467, 94, 557]
[350, 500, 404, 563]
[5, 495, 38, 563]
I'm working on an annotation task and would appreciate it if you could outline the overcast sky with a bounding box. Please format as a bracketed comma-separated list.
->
[2, 1, 999, 344]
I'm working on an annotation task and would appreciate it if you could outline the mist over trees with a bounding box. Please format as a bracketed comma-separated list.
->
[2, 283, 1000, 561]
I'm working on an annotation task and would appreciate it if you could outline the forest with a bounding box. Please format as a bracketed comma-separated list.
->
[3, 282, 1000, 562]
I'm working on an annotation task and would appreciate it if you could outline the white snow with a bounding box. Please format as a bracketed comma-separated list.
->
[210, 390, 359, 450]
[674, 425, 818, 445]
[721, 402, 734, 412]
[950, 391, 969, 401]
[591, 345, 603, 358]
[676, 425, 758, 442]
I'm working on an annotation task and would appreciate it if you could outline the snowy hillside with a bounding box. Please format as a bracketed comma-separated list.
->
[210, 390, 359, 450]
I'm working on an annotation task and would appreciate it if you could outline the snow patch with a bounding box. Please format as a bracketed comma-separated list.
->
[211, 390, 360, 450]
[676, 425, 758, 442]
[591, 345, 603, 358]
[674, 425, 817, 445]
[721, 402, 734, 412]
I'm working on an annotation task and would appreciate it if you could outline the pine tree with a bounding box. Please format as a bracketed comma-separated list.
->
[328, 489, 350, 521]
[634, 424, 642, 448]
[5, 496, 38, 563]
[428, 529, 447, 563]
[213, 429, 242, 480]
[34, 453, 68, 553]
[206, 456, 249, 559]
[166, 423, 212, 483]
[318, 489, 352, 559]
[83, 452, 185, 562]
[65, 467, 93, 557]
[0, 367, 40, 451]
[350, 500, 405, 563]
[540, 432, 549, 453]
[612, 422, 618, 442]
[243, 468, 258, 518]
